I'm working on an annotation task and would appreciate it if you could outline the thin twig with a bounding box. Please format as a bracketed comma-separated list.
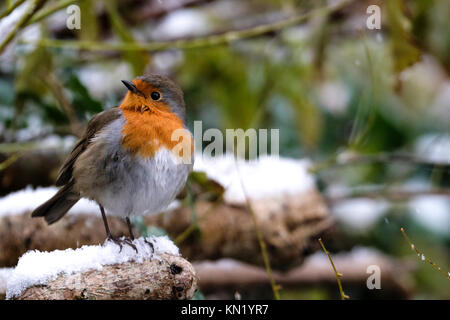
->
[0, 0, 26, 19]
[0, 0, 46, 54]
[32, 0, 353, 52]
[174, 194, 223, 245]
[0, 152, 21, 171]
[41, 72, 82, 136]
[26, 0, 80, 26]
[400, 228, 449, 280]
[234, 158, 281, 300]
[318, 238, 349, 300]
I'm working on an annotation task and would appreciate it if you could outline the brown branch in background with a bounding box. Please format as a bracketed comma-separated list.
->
[400, 228, 449, 280]
[318, 238, 349, 300]
[194, 249, 416, 299]
[0, 0, 47, 54]
[42, 72, 82, 137]
[174, 194, 223, 245]
[33, 0, 353, 52]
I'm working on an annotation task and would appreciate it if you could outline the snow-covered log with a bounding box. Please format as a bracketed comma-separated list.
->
[5, 237, 198, 300]
[0, 155, 332, 270]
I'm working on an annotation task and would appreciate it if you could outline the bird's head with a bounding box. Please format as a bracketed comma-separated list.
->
[120, 74, 186, 122]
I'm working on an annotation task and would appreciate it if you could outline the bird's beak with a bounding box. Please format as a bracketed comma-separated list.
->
[121, 80, 144, 96]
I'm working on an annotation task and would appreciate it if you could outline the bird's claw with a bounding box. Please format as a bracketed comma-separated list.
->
[106, 236, 138, 253]
[144, 238, 154, 253]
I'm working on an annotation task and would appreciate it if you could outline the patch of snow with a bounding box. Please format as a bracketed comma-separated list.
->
[332, 198, 389, 231]
[37, 135, 78, 152]
[0, 186, 98, 218]
[6, 236, 179, 299]
[414, 134, 450, 164]
[431, 82, 450, 125]
[77, 62, 133, 99]
[193, 154, 315, 204]
[409, 196, 450, 236]
[151, 9, 211, 39]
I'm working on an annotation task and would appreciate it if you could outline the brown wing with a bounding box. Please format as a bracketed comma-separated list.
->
[55, 107, 122, 186]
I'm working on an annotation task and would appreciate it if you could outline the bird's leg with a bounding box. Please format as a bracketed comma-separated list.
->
[122, 217, 138, 252]
[126, 217, 135, 240]
[125, 216, 153, 252]
[99, 205, 137, 253]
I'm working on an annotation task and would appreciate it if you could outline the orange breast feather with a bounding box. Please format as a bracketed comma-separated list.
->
[121, 109, 193, 160]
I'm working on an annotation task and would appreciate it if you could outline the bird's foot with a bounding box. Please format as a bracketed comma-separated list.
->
[144, 238, 154, 253]
[106, 235, 138, 253]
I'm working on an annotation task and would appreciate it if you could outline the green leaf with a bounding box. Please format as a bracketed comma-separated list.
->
[62, 71, 103, 116]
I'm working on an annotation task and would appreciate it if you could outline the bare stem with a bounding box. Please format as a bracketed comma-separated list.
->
[32, 0, 353, 52]
[26, 0, 80, 25]
[400, 228, 449, 280]
[0, 152, 21, 171]
[318, 238, 349, 300]
[234, 159, 281, 300]
[0, 0, 26, 19]
[0, 0, 46, 54]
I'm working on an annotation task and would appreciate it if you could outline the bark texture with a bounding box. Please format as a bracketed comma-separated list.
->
[149, 191, 333, 270]
[15, 253, 197, 300]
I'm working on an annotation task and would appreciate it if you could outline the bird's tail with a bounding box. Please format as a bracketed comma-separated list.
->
[31, 181, 80, 224]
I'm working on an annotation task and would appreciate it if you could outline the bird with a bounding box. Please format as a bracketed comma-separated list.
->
[31, 74, 194, 251]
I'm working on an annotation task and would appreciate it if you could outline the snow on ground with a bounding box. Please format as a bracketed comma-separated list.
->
[0, 186, 99, 218]
[409, 195, 450, 236]
[415, 134, 450, 164]
[331, 198, 389, 231]
[6, 236, 179, 299]
[193, 154, 315, 204]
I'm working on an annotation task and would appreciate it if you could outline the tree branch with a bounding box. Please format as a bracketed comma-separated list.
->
[0, 0, 46, 54]
[0, 0, 26, 20]
[15, 253, 197, 300]
[32, 0, 353, 52]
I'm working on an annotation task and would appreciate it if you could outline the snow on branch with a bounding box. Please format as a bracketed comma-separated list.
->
[6, 236, 197, 300]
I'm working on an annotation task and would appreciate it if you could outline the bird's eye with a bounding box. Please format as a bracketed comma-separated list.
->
[150, 91, 160, 101]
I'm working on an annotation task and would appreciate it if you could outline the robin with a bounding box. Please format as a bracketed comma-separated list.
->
[31, 74, 194, 251]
